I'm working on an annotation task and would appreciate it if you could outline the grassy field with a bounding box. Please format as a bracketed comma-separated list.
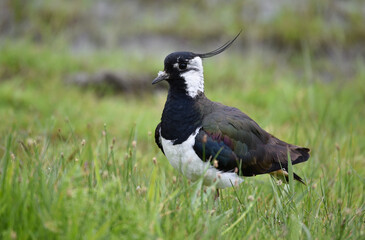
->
[0, 39, 364, 239]
[1, 1, 365, 239]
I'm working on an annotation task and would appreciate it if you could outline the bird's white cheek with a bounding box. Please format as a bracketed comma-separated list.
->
[181, 71, 204, 98]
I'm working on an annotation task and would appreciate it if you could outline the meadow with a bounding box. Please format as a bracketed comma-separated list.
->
[1, 1, 365, 239]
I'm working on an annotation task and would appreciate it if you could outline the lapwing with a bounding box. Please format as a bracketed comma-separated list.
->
[152, 32, 310, 190]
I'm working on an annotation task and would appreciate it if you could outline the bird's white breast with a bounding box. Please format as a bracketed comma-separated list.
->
[160, 127, 243, 189]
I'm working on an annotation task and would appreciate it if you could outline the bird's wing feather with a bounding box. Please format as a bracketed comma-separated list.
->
[193, 106, 310, 176]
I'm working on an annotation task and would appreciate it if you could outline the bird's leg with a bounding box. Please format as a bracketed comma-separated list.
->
[214, 189, 220, 200]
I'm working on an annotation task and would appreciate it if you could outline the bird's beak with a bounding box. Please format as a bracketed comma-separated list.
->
[152, 71, 169, 85]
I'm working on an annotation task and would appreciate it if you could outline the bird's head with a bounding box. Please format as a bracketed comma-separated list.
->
[152, 31, 241, 98]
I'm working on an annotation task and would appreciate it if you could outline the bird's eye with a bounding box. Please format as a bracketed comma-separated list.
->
[179, 63, 187, 70]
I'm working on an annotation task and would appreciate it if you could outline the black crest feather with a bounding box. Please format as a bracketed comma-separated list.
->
[194, 30, 242, 58]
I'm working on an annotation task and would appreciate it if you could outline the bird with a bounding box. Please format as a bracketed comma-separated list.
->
[152, 32, 310, 190]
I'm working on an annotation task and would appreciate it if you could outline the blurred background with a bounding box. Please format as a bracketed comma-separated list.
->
[2, 0, 365, 53]
[1, 0, 364, 139]
[1, 0, 365, 173]
[1, 0, 365, 160]
[0, 1, 365, 239]
[1, 0, 364, 72]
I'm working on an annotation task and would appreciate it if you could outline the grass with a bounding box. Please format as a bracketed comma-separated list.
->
[0, 39, 364, 240]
